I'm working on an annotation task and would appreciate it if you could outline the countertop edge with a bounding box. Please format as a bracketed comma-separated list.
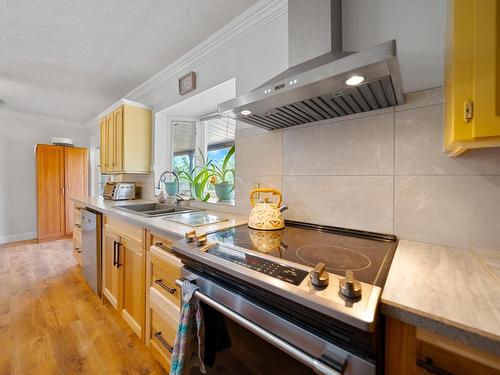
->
[72, 198, 179, 238]
[382, 298, 500, 357]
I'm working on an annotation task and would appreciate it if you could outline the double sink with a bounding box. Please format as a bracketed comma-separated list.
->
[116, 203, 202, 217]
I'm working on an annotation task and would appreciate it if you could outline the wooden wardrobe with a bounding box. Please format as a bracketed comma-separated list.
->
[36, 144, 88, 241]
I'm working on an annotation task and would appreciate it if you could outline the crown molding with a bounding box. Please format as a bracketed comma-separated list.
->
[97, 98, 153, 120]
[0, 108, 86, 129]
[125, 0, 288, 102]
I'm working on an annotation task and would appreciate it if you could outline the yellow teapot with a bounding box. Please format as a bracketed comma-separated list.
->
[248, 188, 288, 230]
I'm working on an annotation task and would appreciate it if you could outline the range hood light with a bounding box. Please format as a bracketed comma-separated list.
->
[345, 75, 365, 86]
[240, 110, 252, 115]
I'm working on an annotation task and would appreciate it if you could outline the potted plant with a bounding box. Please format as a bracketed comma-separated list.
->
[177, 148, 213, 201]
[209, 145, 235, 201]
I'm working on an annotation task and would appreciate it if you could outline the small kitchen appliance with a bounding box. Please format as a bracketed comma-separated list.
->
[173, 221, 398, 374]
[103, 181, 136, 200]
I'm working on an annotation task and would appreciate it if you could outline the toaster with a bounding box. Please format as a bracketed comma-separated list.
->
[103, 182, 136, 200]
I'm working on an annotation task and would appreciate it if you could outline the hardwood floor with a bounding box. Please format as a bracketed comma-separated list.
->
[0, 239, 167, 375]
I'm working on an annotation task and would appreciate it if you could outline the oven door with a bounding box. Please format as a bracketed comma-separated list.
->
[177, 268, 376, 375]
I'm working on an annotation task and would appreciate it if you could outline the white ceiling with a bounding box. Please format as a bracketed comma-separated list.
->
[0, 0, 257, 124]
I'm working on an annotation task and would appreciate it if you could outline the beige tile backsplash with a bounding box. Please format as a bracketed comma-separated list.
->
[283, 112, 394, 175]
[235, 87, 500, 250]
[283, 176, 394, 233]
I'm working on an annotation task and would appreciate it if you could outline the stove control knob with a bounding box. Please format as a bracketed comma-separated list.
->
[185, 230, 197, 243]
[339, 271, 362, 300]
[310, 263, 329, 288]
[196, 233, 208, 247]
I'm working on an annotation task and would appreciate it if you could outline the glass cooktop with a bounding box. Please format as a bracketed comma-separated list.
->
[164, 212, 228, 227]
[207, 221, 398, 287]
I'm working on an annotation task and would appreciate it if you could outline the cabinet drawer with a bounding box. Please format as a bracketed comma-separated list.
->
[105, 215, 144, 246]
[72, 230, 82, 265]
[149, 232, 179, 253]
[150, 250, 181, 307]
[73, 227, 82, 246]
[151, 308, 177, 362]
[148, 291, 180, 369]
[74, 206, 83, 226]
[72, 246, 82, 265]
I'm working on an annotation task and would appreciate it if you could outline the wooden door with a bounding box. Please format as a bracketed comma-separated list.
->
[105, 113, 114, 172]
[99, 118, 108, 173]
[103, 228, 122, 310]
[122, 238, 145, 338]
[36, 145, 65, 240]
[113, 106, 124, 172]
[64, 147, 88, 236]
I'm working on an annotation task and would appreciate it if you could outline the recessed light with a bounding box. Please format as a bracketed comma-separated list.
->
[240, 110, 252, 115]
[345, 75, 365, 86]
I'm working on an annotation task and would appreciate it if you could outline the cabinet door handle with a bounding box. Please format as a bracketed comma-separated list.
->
[113, 241, 118, 266]
[116, 242, 122, 268]
[154, 242, 174, 254]
[75, 224, 82, 228]
[154, 331, 173, 353]
[75, 248, 82, 253]
[154, 279, 176, 294]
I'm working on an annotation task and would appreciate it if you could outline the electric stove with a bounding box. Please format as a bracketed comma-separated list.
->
[172, 220, 399, 374]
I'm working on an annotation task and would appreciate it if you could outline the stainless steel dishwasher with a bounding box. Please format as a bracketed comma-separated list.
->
[81, 208, 102, 296]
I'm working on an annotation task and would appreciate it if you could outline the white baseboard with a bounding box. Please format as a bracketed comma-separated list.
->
[0, 232, 37, 245]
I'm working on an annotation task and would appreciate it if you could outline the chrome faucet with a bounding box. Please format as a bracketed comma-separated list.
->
[156, 170, 179, 191]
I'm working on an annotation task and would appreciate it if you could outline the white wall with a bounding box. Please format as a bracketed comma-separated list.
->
[0, 110, 88, 243]
[342, 0, 446, 93]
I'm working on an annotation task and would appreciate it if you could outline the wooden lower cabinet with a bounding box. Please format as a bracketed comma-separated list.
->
[101, 216, 147, 339]
[122, 238, 145, 337]
[103, 228, 122, 309]
[385, 317, 500, 375]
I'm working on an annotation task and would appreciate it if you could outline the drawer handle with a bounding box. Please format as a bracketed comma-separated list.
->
[75, 248, 82, 253]
[155, 279, 176, 294]
[155, 242, 174, 254]
[154, 331, 173, 353]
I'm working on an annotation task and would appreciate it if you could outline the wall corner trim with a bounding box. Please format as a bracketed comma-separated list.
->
[124, 0, 288, 102]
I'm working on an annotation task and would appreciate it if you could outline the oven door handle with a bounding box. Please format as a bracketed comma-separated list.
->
[176, 278, 343, 375]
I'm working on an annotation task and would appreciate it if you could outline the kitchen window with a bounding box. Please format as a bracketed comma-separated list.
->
[172, 121, 196, 194]
[169, 116, 236, 203]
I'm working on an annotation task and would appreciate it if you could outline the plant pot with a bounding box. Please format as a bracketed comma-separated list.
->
[164, 181, 178, 196]
[214, 182, 234, 201]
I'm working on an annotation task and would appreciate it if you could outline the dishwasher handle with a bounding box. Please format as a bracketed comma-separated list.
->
[175, 278, 343, 375]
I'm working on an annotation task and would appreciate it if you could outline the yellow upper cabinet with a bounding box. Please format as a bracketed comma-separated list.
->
[99, 100, 152, 174]
[445, 0, 500, 156]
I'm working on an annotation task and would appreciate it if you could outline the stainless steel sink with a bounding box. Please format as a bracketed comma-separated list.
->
[116, 203, 203, 217]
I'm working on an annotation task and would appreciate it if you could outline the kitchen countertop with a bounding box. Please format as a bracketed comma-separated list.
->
[71, 196, 248, 239]
[382, 240, 500, 355]
[73, 196, 500, 354]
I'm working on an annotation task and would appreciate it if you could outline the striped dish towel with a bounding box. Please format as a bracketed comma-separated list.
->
[170, 280, 206, 375]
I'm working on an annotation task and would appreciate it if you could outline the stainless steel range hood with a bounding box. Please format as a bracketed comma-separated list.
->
[218, 0, 404, 131]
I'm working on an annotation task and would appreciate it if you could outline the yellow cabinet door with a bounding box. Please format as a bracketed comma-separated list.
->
[103, 228, 122, 310]
[113, 106, 124, 173]
[121, 238, 145, 338]
[445, 0, 500, 156]
[105, 113, 115, 170]
[99, 118, 108, 173]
